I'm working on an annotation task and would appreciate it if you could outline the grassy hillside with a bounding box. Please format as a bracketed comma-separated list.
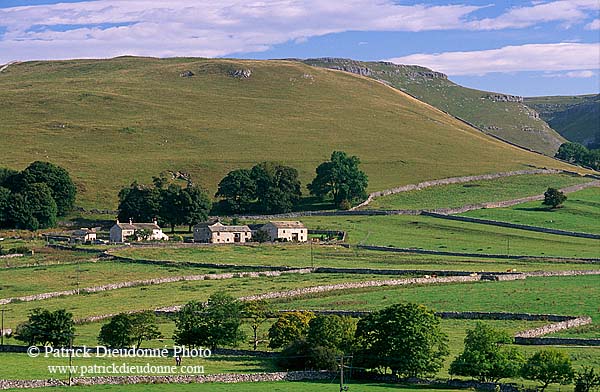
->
[0, 56, 582, 209]
[524, 94, 600, 148]
[303, 58, 565, 155]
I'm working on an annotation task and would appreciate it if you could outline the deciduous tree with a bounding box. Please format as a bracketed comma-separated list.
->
[174, 293, 244, 350]
[268, 311, 315, 349]
[355, 303, 448, 377]
[450, 322, 523, 382]
[543, 187, 567, 208]
[15, 308, 75, 347]
[521, 349, 574, 391]
[308, 151, 368, 208]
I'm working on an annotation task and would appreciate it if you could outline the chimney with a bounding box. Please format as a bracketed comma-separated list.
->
[116, 218, 119, 224]
[129, 218, 133, 225]
[153, 217, 158, 225]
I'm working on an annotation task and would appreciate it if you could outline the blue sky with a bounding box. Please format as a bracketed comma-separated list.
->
[0, 0, 598, 96]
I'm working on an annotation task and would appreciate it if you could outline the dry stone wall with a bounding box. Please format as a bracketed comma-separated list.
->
[422, 211, 600, 239]
[352, 169, 562, 210]
[0, 371, 335, 390]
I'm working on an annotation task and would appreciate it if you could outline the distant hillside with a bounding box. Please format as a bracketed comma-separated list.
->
[524, 94, 600, 148]
[303, 58, 565, 155]
[0, 57, 583, 209]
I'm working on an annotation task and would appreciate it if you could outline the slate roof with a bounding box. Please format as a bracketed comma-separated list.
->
[268, 221, 306, 229]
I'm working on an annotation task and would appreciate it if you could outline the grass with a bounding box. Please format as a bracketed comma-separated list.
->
[2, 319, 598, 385]
[0, 272, 404, 330]
[0, 380, 470, 391]
[0, 261, 244, 298]
[112, 243, 599, 272]
[461, 187, 600, 234]
[300, 215, 600, 259]
[305, 59, 565, 155]
[271, 275, 600, 325]
[366, 173, 592, 210]
[0, 57, 585, 209]
[0, 352, 276, 380]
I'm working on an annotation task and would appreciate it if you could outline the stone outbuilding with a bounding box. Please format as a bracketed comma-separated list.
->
[70, 228, 97, 243]
[193, 222, 252, 243]
[109, 219, 169, 243]
[261, 221, 307, 242]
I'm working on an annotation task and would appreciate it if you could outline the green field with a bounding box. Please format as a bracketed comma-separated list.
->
[301, 215, 600, 259]
[0, 57, 585, 209]
[461, 187, 600, 234]
[272, 275, 600, 325]
[112, 243, 598, 272]
[366, 173, 592, 210]
[305, 59, 565, 155]
[0, 261, 244, 298]
[0, 271, 404, 329]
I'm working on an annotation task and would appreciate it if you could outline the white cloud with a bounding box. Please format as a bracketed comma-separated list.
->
[585, 19, 600, 30]
[388, 43, 600, 76]
[467, 0, 600, 30]
[544, 70, 597, 78]
[0, 0, 483, 63]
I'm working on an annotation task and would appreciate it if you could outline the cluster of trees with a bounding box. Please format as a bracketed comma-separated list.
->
[117, 173, 211, 232]
[0, 161, 76, 230]
[216, 151, 368, 213]
[555, 142, 600, 170]
[450, 322, 593, 391]
[13, 301, 599, 392]
[216, 162, 302, 214]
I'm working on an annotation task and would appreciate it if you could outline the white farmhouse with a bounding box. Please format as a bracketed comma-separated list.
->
[193, 222, 252, 243]
[261, 221, 307, 242]
[109, 219, 169, 243]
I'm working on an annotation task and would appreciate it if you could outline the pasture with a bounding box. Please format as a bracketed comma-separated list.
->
[461, 187, 600, 234]
[366, 173, 592, 210]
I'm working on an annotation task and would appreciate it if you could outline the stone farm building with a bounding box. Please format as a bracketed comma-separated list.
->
[193, 222, 252, 243]
[109, 219, 169, 243]
[71, 228, 97, 243]
[261, 221, 307, 242]
[193, 220, 307, 243]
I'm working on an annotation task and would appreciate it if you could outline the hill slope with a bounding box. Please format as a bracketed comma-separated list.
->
[0, 57, 584, 209]
[303, 58, 565, 155]
[524, 94, 600, 148]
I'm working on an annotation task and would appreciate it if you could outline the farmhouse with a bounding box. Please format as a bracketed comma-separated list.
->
[194, 222, 252, 243]
[261, 221, 307, 242]
[109, 219, 169, 243]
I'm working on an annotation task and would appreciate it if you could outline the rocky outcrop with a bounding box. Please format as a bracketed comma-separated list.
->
[229, 69, 252, 78]
[484, 94, 523, 103]
[179, 70, 194, 77]
[329, 65, 372, 76]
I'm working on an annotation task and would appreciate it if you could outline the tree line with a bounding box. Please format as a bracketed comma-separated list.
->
[118, 151, 369, 228]
[0, 161, 76, 230]
[12, 298, 599, 392]
[555, 142, 600, 170]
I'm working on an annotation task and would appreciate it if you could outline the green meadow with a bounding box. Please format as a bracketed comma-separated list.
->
[366, 173, 592, 210]
[112, 243, 598, 272]
[272, 275, 600, 324]
[461, 187, 600, 234]
[301, 215, 600, 259]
